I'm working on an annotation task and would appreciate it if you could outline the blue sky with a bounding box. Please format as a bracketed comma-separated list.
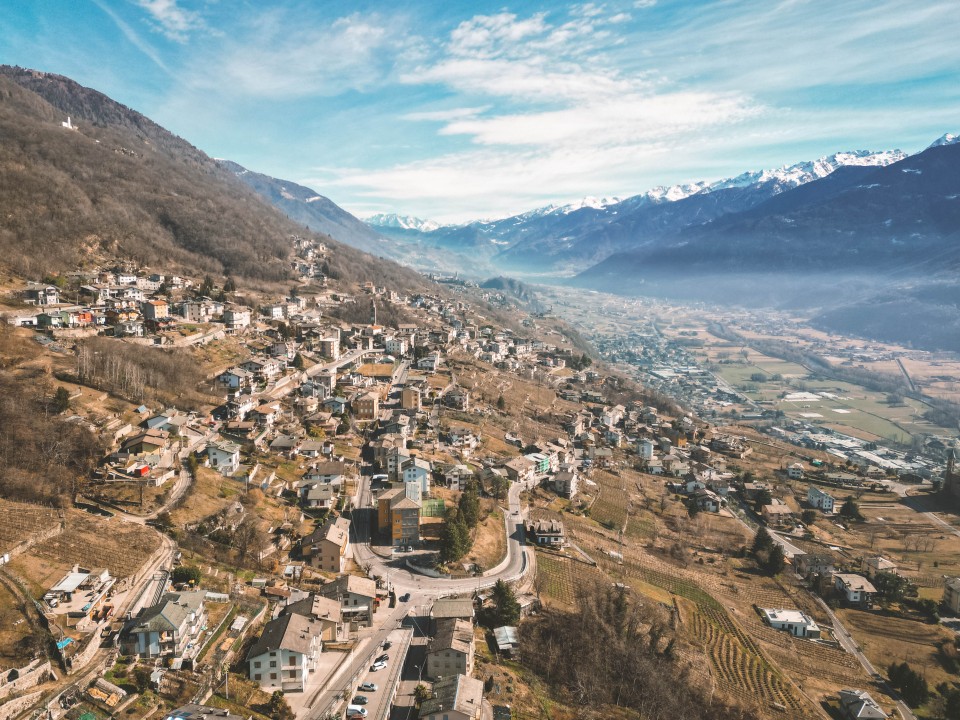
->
[2, 1, 959, 222]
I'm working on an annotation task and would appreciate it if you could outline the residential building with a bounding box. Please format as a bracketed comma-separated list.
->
[303, 461, 347, 487]
[419, 675, 484, 720]
[761, 500, 795, 526]
[400, 387, 421, 410]
[944, 577, 960, 614]
[318, 335, 340, 360]
[298, 482, 336, 512]
[834, 573, 876, 607]
[377, 486, 421, 546]
[837, 689, 889, 720]
[353, 391, 380, 420]
[794, 553, 836, 579]
[207, 441, 241, 476]
[301, 517, 351, 573]
[247, 614, 322, 692]
[164, 705, 247, 720]
[807, 485, 835, 512]
[401, 457, 432, 495]
[318, 575, 377, 628]
[430, 597, 476, 633]
[526, 519, 565, 547]
[553, 469, 578, 499]
[141, 299, 169, 321]
[121, 591, 207, 659]
[426, 618, 475, 680]
[787, 463, 805, 480]
[861, 556, 897, 579]
[760, 608, 821, 638]
[222, 306, 251, 331]
[281, 594, 343, 642]
[504, 456, 535, 484]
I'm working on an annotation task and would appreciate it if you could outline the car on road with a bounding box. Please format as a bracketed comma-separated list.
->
[405, 545, 413, 552]
[399, 593, 410, 602]
[352, 696, 369, 705]
[358, 682, 378, 692]
[370, 660, 387, 671]
[375, 653, 389, 663]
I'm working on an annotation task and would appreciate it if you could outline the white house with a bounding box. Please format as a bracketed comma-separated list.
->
[834, 573, 876, 606]
[807, 485, 835, 513]
[760, 608, 821, 638]
[401, 457, 432, 495]
[787, 463, 805, 479]
[247, 614, 322, 692]
[207, 441, 241, 476]
[223, 306, 251, 331]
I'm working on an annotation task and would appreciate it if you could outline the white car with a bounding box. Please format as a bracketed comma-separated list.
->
[370, 660, 387, 671]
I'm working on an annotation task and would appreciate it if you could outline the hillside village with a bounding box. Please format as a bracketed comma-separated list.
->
[4, 238, 960, 720]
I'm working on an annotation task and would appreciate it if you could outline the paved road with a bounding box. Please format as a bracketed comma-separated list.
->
[814, 596, 917, 720]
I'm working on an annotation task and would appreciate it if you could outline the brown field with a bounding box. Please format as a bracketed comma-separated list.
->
[169, 467, 238, 527]
[465, 500, 507, 572]
[0, 499, 62, 550]
[0, 579, 35, 667]
[9, 509, 160, 597]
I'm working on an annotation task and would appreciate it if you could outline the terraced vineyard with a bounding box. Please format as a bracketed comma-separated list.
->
[0, 499, 61, 549]
[26, 510, 160, 580]
[535, 551, 604, 606]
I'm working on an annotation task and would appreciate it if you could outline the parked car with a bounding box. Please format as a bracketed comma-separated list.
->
[399, 593, 410, 602]
[375, 653, 389, 663]
[358, 682, 378, 692]
[370, 660, 387, 671]
[382, 641, 392, 650]
[352, 696, 369, 705]
[346, 706, 368, 718]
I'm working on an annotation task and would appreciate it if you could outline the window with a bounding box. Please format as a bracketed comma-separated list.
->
[255, 674, 261, 681]
[270, 673, 277, 680]
[254, 661, 261, 668]
[270, 661, 277, 668]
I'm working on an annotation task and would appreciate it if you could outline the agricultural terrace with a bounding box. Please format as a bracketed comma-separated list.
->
[532, 462, 882, 716]
[8, 509, 160, 598]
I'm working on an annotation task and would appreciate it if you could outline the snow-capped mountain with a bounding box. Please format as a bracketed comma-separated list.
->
[486, 148, 908, 270]
[707, 150, 906, 192]
[366, 213, 441, 233]
[929, 132, 960, 148]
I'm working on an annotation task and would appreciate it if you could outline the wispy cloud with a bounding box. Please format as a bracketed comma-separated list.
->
[134, 0, 203, 42]
[92, 0, 170, 73]
[190, 10, 405, 99]
[333, 6, 762, 219]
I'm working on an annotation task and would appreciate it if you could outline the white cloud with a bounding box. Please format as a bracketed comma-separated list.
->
[93, 0, 170, 72]
[192, 11, 401, 99]
[134, 0, 202, 42]
[633, 0, 657, 8]
[401, 107, 490, 122]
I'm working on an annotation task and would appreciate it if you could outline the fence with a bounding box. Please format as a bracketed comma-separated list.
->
[420, 498, 446, 518]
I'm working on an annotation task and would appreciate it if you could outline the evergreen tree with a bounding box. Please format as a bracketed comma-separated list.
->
[762, 543, 786, 575]
[53, 386, 71, 413]
[839, 496, 864, 521]
[751, 526, 774, 555]
[268, 690, 295, 720]
[458, 483, 481, 528]
[491, 579, 521, 626]
[440, 510, 470, 563]
[292, 353, 306, 371]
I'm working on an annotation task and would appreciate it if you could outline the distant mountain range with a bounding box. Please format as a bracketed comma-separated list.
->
[359, 149, 911, 275]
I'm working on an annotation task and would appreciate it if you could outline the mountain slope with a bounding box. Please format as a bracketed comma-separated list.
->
[576, 141, 960, 282]
[0, 65, 432, 292]
[218, 161, 396, 257]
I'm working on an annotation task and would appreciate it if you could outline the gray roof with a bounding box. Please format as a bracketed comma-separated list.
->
[319, 574, 377, 601]
[282, 594, 342, 624]
[428, 618, 474, 656]
[420, 674, 484, 718]
[247, 614, 320, 659]
[431, 597, 475, 620]
[127, 591, 205, 635]
[164, 703, 248, 720]
[838, 689, 888, 719]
